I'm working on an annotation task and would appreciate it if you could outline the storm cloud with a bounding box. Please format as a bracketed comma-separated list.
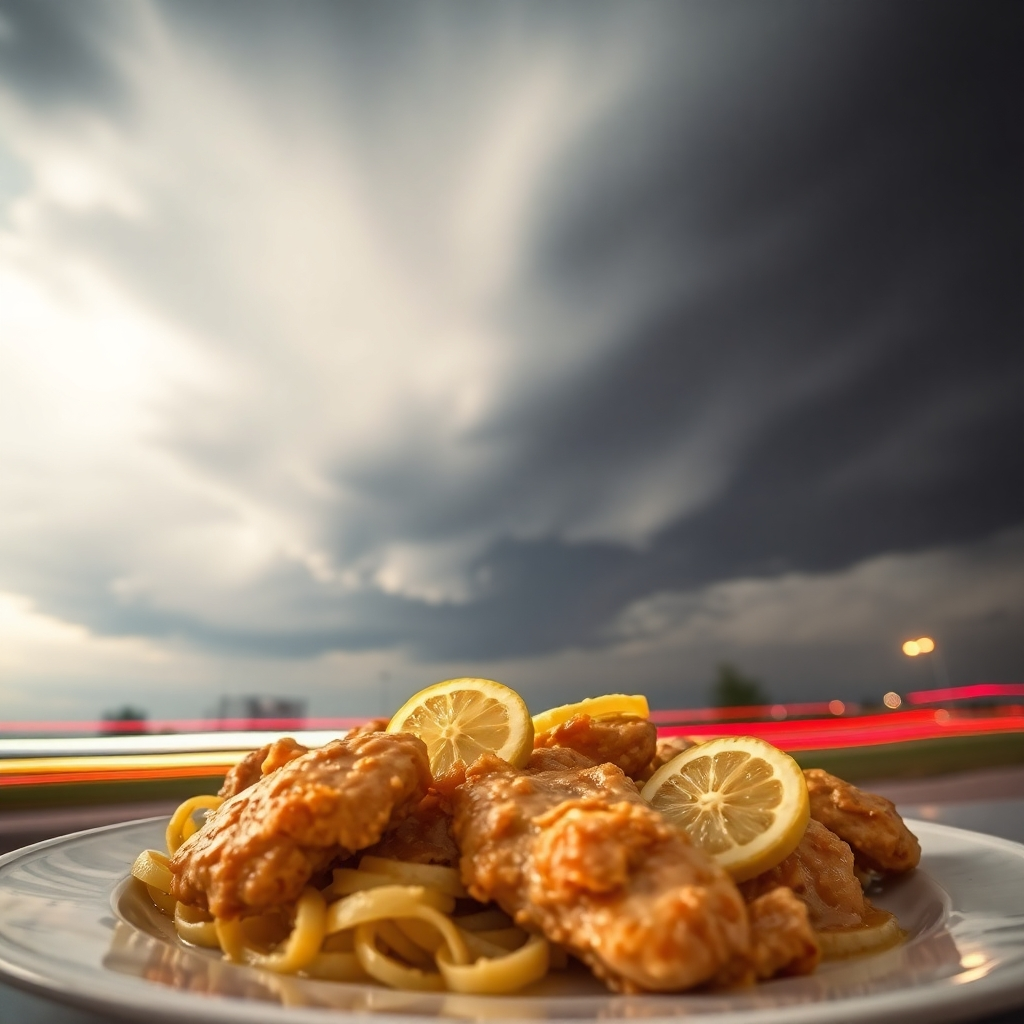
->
[0, 1, 1020, 714]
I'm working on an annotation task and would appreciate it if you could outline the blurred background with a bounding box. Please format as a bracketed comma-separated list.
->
[0, 0, 1021, 840]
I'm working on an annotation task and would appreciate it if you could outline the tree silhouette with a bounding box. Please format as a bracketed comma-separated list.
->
[710, 663, 769, 708]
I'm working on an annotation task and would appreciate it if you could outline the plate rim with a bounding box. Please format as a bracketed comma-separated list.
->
[1, 816, 1023, 1024]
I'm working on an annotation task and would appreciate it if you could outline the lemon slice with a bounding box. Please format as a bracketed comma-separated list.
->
[816, 908, 904, 959]
[387, 678, 534, 775]
[640, 735, 809, 882]
[531, 694, 649, 736]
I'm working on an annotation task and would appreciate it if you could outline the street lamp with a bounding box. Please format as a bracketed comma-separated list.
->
[901, 636, 949, 688]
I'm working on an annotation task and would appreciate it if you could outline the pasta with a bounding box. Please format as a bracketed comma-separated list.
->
[131, 799, 551, 995]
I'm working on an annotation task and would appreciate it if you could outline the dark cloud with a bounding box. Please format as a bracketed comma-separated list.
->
[431, 1, 1024, 657]
[0, 0, 1019, 683]
[0, 0, 132, 115]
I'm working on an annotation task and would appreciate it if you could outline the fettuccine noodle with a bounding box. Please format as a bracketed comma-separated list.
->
[131, 796, 555, 994]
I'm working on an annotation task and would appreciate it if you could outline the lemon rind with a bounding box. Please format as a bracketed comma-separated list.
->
[816, 910, 904, 959]
[531, 694, 650, 736]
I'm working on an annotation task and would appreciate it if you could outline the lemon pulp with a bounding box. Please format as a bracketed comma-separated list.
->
[387, 678, 534, 775]
[641, 735, 809, 882]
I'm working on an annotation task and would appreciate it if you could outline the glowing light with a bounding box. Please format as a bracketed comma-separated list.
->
[907, 683, 1024, 705]
[5, 712, 1024, 783]
[828, 700, 845, 716]
[934, 709, 950, 723]
[770, 704, 788, 721]
[883, 692, 902, 709]
[656, 709, 1024, 751]
[916, 636, 935, 654]
[902, 640, 920, 657]
[955, 950, 993, 982]
[0, 717, 371, 735]
[647, 702, 835, 725]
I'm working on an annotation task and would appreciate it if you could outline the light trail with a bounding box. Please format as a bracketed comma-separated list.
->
[906, 683, 1024, 705]
[661, 712, 1024, 751]
[3, 684, 1023, 735]
[0, 717, 367, 734]
[1, 711, 1022, 787]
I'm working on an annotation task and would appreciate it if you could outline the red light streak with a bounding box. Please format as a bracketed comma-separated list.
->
[648, 702, 838, 724]
[4, 711, 1022, 786]
[906, 683, 1024, 705]
[659, 710, 1024, 751]
[4, 686, 1022, 734]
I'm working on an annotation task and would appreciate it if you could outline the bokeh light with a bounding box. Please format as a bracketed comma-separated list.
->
[902, 640, 921, 657]
[916, 636, 936, 654]
[828, 699, 846, 715]
[883, 691, 903, 709]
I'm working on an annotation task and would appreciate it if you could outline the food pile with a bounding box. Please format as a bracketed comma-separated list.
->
[132, 678, 920, 994]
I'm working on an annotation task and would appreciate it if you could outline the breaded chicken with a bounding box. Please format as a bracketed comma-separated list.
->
[216, 720, 388, 800]
[452, 753, 750, 993]
[746, 886, 820, 979]
[218, 737, 308, 799]
[804, 768, 921, 874]
[533, 713, 657, 779]
[636, 735, 698, 782]
[527, 746, 598, 772]
[364, 790, 459, 866]
[346, 717, 391, 738]
[172, 731, 431, 919]
[739, 819, 868, 930]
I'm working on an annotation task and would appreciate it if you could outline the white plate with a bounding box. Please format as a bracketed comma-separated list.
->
[0, 818, 1023, 1024]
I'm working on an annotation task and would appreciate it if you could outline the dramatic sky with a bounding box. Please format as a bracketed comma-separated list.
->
[0, 1, 1021, 722]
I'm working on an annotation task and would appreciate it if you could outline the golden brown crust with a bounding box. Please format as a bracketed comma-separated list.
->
[739, 819, 868, 930]
[453, 753, 750, 993]
[346, 718, 390, 738]
[526, 746, 598, 773]
[218, 737, 309, 799]
[804, 768, 921, 874]
[172, 732, 431, 918]
[635, 734, 699, 782]
[364, 791, 459, 866]
[533, 713, 657, 780]
[746, 887, 820, 979]
[217, 723, 388, 802]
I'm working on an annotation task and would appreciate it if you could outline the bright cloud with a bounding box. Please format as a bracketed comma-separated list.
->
[0, 1, 718, 646]
[0, 3, 1019, 717]
[611, 528, 1024, 657]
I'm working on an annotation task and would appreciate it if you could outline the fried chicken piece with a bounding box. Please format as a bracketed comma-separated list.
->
[739, 819, 868, 930]
[217, 720, 388, 800]
[636, 734, 698, 782]
[346, 717, 390, 738]
[533, 713, 658, 780]
[364, 790, 459, 866]
[218, 737, 309, 799]
[172, 731, 431, 918]
[527, 746, 598, 772]
[452, 753, 750, 993]
[804, 768, 921, 874]
[746, 887, 820, 979]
